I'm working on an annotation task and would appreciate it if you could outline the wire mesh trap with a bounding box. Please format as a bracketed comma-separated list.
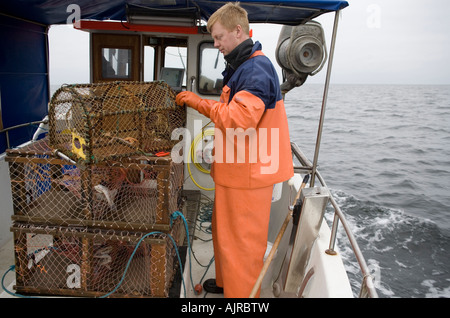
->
[6, 80, 188, 298]
[48, 81, 186, 164]
[6, 138, 184, 232]
[11, 221, 184, 297]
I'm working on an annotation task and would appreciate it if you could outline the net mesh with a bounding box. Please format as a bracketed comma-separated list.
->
[7, 138, 184, 232]
[49, 81, 185, 164]
[11, 221, 184, 297]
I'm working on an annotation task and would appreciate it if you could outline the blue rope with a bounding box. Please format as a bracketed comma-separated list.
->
[99, 230, 185, 298]
[1, 265, 36, 298]
[171, 210, 196, 296]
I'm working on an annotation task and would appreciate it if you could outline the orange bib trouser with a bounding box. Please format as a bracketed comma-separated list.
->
[212, 183, 273, 298]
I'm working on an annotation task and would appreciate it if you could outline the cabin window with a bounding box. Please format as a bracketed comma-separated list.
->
[144, 46, 155, 81]
[91, 33, 140, 83]
[164, 46, 187, 87]
[198, 42, 225, 95]
[101, 48, 132, 79]
[144, 37, 187, 89]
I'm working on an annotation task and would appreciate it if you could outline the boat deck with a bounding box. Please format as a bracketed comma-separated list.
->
[1, 186, 354, 299]
[0, 238, 14, 297]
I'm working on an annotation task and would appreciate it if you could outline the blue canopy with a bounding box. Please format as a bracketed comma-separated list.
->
[0, 0, 349, 26]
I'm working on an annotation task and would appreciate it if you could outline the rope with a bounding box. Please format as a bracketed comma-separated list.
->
[187, 124, 215, 191]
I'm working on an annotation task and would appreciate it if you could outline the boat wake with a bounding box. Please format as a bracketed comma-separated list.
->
[325, 189, 450, 298]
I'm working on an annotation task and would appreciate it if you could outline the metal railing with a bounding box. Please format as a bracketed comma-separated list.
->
[291, 142, 378, 298]
[0, 118, 48, 150]
[288, 10, 378, 298]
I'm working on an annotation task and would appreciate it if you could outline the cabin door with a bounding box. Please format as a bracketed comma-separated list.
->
[91, 33, 141, 83]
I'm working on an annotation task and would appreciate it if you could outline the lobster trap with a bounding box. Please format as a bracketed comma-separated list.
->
[6, 138, 184, 232]
[11, 221, 184, 297]
[49, 81, 185, 164]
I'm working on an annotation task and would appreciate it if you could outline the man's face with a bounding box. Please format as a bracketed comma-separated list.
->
[210, 21, 241, 56]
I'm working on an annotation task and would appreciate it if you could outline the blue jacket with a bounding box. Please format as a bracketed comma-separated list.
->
[196, 41, 294, 188]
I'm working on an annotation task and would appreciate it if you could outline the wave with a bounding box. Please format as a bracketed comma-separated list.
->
[421, 279, 450, 298]
[326, 189, 450, 298]
[375, 157, 402, 164]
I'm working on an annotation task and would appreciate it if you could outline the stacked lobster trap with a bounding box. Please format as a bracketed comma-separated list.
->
[48, 81, 185, 163]
[6, 81, 187, 297]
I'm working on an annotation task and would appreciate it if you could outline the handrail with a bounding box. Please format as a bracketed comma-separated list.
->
[291, 142, 378, 298]
[0, 118, 48, 149]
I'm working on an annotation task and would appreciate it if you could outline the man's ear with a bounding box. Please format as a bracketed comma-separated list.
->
[235, 24, 243, 38]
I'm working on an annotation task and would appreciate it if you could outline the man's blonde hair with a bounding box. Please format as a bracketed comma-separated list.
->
[207, 2, 250, 35]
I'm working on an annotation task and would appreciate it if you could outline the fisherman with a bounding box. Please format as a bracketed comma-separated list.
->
[176, 2, 293, 298]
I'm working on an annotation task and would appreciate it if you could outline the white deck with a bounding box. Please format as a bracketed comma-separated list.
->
[0, 238, 15, 298]
[180, 218, 353, 298]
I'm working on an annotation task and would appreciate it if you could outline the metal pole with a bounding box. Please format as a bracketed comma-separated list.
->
[311, 10, 340, 187]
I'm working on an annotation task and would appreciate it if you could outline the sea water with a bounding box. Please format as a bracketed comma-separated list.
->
[285, 84, 450, 298]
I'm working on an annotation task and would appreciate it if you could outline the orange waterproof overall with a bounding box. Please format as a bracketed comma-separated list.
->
[191, 48, 293, 297]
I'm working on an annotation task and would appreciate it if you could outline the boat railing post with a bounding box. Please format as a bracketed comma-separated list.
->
[311, 10, 340, 187]
[315, 169, 378, 298]
[359, 274, 373, 298]
[326, 212, 339, 255]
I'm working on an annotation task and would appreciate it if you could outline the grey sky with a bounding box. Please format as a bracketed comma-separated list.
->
[49, 0, 450, 85]
[323, 0, 450, 85]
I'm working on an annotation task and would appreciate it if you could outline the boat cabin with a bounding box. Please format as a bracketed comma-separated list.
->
[0, 1, 379, 299]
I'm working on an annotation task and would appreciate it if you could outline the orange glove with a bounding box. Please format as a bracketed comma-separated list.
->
[176, 91, 202, 110]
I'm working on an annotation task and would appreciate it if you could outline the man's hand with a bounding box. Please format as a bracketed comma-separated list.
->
[176, 91, 202, 110]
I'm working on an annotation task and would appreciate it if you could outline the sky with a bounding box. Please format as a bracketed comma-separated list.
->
[48, 0, 450, 85]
